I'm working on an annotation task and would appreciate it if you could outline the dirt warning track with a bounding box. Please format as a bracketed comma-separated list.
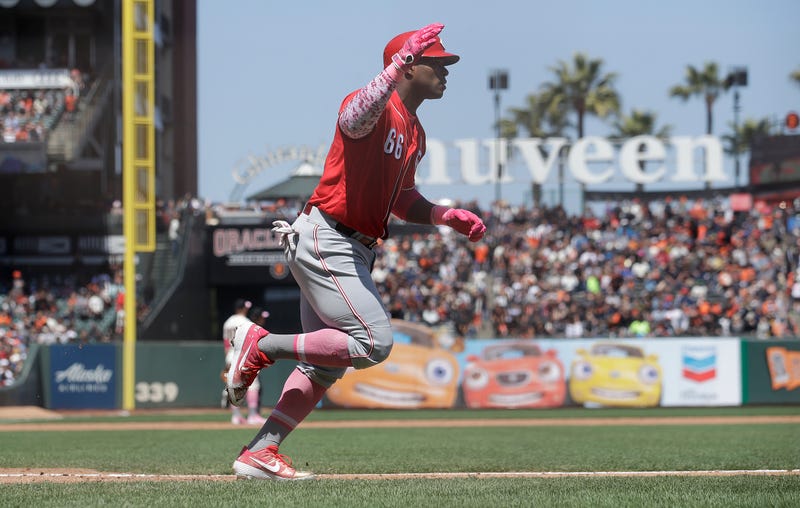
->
[1, 414, 799, 432]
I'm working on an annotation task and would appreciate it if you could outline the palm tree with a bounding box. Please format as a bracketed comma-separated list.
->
[791, 67, 800, 89]
[669, 62, 731, 135]
[506, 92, 571, 139]
[503, 91, 571, 206]
[538, 52, 621, 208]
[612, 108, 672, 139]
[722, 117, 773, 187]
[541, 52, 621, 139]
[722, 117, 772, 155]
[610, 109, 672, 193]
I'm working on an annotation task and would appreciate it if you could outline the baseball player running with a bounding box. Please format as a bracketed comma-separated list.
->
[227, 23, 486, 480]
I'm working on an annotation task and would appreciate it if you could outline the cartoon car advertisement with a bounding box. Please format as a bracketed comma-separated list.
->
[321, 322, 747, 409]
[568, 342, 662, 407]
[324, 320, 460, 409]
[462, 342, 566, 408]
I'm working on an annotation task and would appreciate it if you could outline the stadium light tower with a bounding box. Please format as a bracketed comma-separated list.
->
[489, 69, 509, 203]
[726, 67, 748, 189]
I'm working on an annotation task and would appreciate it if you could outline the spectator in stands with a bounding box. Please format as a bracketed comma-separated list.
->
[168, 213, 181, 257]
[70, 68, 85, 95]
[64, 88, 76, 121]
[628, 308, 652, 337]
[565, 314, 585, 338]
[0, 332, 26, 387]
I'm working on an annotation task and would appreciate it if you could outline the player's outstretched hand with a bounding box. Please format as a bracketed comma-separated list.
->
[441, 208, 486, 242]
[395, 23, 444, 67]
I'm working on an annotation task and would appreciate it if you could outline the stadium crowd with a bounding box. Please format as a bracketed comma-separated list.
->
[3, 194, 800, 385]
[0, 194, 194, 386]
[0, 268, 124, 386]
[374, 196, 800, 340]
[207, 194, 800, 341]
[0, 68, 88, 144]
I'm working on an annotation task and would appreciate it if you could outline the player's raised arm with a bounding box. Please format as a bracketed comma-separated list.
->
[338, 23, 444, 139]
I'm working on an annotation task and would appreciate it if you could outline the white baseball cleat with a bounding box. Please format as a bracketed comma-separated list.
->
[246, 413, 267, 425]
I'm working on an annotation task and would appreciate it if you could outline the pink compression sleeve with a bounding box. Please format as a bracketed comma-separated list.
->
[338, 63, 405, 139]
[392, 187, 425, 221]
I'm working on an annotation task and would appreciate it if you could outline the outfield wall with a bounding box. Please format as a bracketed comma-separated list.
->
[3, 336, 797, 410]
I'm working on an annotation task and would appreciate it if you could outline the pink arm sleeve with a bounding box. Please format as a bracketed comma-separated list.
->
[392, 187, 429, 224]
[338, 64, 405, 139]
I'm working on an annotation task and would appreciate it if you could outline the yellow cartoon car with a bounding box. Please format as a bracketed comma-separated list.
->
[325, 320, 460, 409]
[569, 342, 662, 407]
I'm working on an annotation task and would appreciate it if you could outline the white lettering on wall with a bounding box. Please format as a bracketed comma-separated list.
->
[619, 135, 667, 184]
[55, 363, 113, 383]
[212, 228, 282, 257]
[230, 136, 726, 190]
[670, 136, 725, 182]
[568, 136, 616, 185]
[453, 139, 489, 185]
[512, 137, 567, 184]
[483, 138, 514, 184]
[417, 135, 725, 186]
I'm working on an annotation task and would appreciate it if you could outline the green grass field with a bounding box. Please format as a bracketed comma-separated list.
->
[1, 406, 799, 507]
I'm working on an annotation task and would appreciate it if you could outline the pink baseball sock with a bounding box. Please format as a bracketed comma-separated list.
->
[246, 388, 259, 413]
[260, 328, 353, 367]
[249, 368, 327, 449]
[292, 328, 353, 367]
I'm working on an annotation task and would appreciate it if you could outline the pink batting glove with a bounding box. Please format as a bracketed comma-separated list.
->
[432, 206, 487, 242]
[392, 23, 445, 69]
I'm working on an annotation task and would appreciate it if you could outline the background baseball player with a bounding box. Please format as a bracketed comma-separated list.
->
[249, 305, 270, 329]
[226, 22, 485, 480]
[221, 299, 265, 425]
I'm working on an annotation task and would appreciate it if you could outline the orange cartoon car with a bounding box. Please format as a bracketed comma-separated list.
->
[462, 342, 566, 408]
[325, 320, 460, 409]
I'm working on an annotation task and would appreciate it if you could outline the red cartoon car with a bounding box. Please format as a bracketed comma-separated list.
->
[462, 342, 566, 408]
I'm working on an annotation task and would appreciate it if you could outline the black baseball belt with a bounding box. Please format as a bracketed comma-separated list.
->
[302, 203, 378, 249]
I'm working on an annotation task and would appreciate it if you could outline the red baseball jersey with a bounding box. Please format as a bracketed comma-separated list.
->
[307, 90, 425, 239]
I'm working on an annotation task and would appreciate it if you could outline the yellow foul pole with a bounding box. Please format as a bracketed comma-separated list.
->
[122, 0, 156, 410]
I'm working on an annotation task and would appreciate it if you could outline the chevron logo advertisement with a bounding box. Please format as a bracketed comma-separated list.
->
[682, 347, 716, 383]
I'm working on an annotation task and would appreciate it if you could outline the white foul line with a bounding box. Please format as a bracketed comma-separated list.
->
[316, 469, 800, 479]
[1, 469, 799, 481]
